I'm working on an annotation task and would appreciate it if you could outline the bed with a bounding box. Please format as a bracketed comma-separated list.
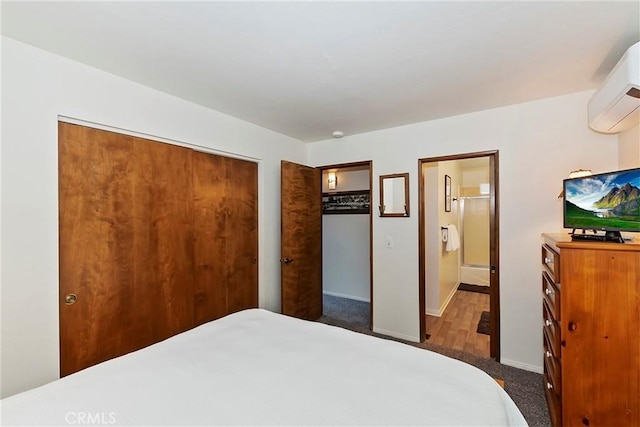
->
[1, 309, 527, 426]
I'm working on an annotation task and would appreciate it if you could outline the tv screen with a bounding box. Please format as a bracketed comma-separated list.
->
[563, 167, 640, 234]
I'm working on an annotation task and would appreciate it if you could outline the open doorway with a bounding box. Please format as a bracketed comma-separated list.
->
[418, 151, 500, 360]
[318, 161, 373, 330]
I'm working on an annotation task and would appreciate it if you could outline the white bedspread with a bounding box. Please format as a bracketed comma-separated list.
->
[1, 309, 527, 426]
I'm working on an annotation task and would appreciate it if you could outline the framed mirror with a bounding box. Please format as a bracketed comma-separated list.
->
[379, 173, 409, 217]
[444, 174, 452, 212]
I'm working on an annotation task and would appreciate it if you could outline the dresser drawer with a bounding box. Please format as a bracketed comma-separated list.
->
[543, 334, 561, 396]
[542, 271, 561, 320]
[543, 300, 562, 357]
[543, 371, 562, 427]
[542, 244, 560, 282]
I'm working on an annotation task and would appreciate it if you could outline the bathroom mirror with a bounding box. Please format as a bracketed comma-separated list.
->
[379, 173, 410, 217]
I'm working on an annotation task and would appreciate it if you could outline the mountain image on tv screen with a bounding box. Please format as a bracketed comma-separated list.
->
[564, 168, 640, 232]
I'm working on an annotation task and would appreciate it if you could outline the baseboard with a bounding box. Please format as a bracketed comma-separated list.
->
[500, 358, 543, 374]
[425, 282, 459, 316]
[323, 291, 370, 303]
[425, 308, 441, 317]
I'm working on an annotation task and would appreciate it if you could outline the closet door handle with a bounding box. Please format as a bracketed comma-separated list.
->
[64, 294, 77, 305]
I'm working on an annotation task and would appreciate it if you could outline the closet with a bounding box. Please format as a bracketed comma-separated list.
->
[59, 122, 257, 376]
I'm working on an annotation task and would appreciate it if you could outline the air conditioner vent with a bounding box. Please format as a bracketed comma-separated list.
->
[627, 87, 640, 99]
[588, 42, 640, 134]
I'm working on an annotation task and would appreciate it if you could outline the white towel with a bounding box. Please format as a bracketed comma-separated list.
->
[445, 224, 460, 252]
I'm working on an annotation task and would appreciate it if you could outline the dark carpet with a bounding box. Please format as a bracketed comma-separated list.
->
[459, 282, 491, 294]
[318, 294, 550, 427]
[477, 310, 491, 335]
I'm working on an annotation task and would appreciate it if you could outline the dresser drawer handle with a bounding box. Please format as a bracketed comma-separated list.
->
[545, 350, 552, 358]
[546, 382, 553, 390]
[545, 288, 555, 296]
[544, 257, 553, 264]
[545, 319, 552, 327]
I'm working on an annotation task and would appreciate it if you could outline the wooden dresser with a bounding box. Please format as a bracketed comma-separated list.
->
[541, 233, 640, 427]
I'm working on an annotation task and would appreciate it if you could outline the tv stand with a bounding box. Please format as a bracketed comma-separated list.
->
[570, 230, 624, 243]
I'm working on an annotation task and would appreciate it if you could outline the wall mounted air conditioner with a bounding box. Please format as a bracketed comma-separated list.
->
[588, 41, 640, 134]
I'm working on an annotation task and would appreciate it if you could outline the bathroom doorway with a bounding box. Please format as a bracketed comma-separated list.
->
[418, 151, 500, 360]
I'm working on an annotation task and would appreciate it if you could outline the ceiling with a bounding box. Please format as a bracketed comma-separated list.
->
[2, 1, 638, 142]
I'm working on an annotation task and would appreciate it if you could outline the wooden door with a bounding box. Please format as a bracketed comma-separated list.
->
[280, 160, 322, 320]
[59, 123, 194, 376]
[193, 152, 258, 325]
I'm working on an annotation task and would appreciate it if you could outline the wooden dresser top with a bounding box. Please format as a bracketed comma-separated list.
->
[542, 233, 640, 253]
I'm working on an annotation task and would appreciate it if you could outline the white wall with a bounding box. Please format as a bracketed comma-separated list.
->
[322, 215, 370, 301]
[618, 125, 640, 169]
[0, 37, 307, 397]
[309, 90, 619, 372]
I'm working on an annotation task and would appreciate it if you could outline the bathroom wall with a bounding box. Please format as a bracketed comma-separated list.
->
[437, 161, 461, 310]
[460, 162, 491, 286]
[424, 163, 440, 315]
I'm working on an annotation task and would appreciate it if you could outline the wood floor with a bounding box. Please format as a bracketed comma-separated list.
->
[425, 288, 490, 358]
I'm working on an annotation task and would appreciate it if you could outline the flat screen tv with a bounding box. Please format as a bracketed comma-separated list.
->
[563, 167, 640, 242]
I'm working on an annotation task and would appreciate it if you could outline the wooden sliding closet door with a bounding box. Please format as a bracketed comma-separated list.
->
[59, 123, 194, 376]
[60, 123, 259, 376]
[193, 152, 258, 325]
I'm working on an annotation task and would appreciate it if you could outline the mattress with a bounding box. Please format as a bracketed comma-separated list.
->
[1, 309, 527, 426]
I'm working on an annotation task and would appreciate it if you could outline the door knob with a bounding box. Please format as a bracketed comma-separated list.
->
[64, 294, 77, 305]
[282, 257, 293, 264]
